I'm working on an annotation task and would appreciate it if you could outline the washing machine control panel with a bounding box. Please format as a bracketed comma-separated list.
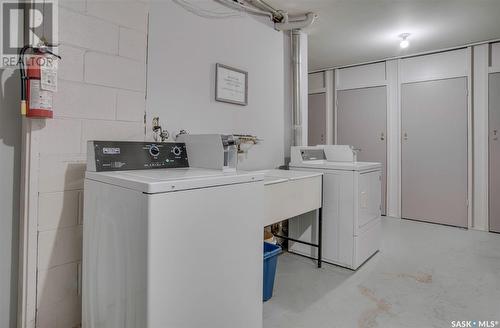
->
[87, 141, 189, 172]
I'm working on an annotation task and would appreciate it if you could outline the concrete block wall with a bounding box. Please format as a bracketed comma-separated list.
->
[35, 1, 148, 327]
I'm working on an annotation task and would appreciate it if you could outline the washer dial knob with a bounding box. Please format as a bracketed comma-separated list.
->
[172, 146, 182, 156]
[149, 145, 160, 157]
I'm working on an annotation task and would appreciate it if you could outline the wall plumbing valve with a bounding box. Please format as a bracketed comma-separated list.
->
[234, 134, 262, 153]
[152, 117, 170, 142]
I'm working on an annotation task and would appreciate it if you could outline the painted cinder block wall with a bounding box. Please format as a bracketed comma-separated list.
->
[35, 1, 148, 327]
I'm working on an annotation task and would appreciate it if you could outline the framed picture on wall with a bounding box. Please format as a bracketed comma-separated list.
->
[215, 63, 248, 106]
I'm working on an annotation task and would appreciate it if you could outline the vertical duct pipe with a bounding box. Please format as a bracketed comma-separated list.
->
[291, 29, 302, 146]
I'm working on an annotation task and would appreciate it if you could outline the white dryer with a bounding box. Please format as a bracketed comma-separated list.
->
[289, 145, 382, 270]
[83, 141, 264, 328]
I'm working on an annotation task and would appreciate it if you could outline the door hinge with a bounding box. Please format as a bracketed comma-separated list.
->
[466, 199, 469, 207]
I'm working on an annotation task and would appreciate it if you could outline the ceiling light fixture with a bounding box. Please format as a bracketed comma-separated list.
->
[399, 33, 410, 49]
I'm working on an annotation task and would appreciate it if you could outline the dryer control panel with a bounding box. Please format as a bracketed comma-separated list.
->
[87, 141, 189, 172]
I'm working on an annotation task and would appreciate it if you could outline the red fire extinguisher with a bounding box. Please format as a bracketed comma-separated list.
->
[19, 46, 61, 118]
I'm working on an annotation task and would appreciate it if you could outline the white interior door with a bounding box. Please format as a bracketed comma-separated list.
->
[401, 77, 468, 227]
[337, 86, 387, 215]
[308, 93, 326, 146]
[489, 73, 500, 233]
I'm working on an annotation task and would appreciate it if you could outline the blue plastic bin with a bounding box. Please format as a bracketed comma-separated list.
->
[263, 242, 282, 302]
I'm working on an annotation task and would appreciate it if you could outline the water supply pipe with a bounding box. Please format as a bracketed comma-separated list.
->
[291, 29, 303, 146]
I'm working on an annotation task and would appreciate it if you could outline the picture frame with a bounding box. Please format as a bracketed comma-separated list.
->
[215, 63, 248, 106]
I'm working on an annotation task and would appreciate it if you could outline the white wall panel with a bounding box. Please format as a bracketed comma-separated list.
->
[37, 263, 78, 306]
[38, 191, 80, 232]
[325, 70, 335, 144]
[147, 1, 286, 170]
[400, 49, 468, 83]
[38, 226, 83, 271]
[38, 154, 86, 193]
[491, 42, 500, 68]
[57, 45, 84, 82]
[386, 60, 400, 218]
[59, 7, 119, 54]
[59, 0, 85, 12]
[309, 72, 325, 91]
[337, 62, 386, 90]
[53, 82, 116, 120]
[86, 0, 148, 32]
[116, 90, 146, 122]
[85, 52, 146, 92]
[36, 293, 81, 328]
[119, 27, 147, 62]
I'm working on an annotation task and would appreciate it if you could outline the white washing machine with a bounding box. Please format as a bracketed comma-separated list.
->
[83, 141, 264, 328]
[289, 145, 382, 270]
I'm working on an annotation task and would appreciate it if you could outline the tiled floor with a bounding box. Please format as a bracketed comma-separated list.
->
[263, 217, 500, 328]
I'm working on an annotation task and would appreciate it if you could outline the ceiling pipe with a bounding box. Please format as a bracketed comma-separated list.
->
[217, 0, 317, 30]
[275, 12, 317, 31]
[216, 0, 273, 19]
[247, 0, 285, 22]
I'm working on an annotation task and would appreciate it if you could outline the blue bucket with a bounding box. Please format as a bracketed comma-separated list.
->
[263, 242, 282, 302]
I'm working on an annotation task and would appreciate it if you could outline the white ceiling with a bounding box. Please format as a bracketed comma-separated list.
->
[267, 0, 500, 71]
